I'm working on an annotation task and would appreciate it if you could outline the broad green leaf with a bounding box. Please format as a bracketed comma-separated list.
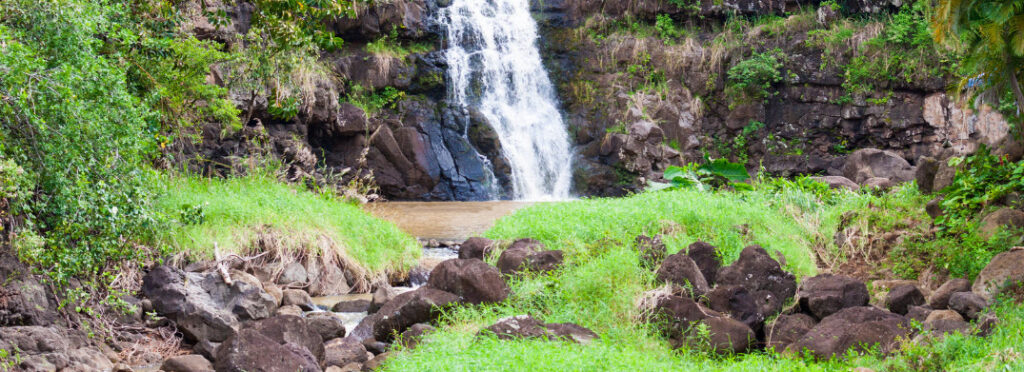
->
[699, 158, 751, 182]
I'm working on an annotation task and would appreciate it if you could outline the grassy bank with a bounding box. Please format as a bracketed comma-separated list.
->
[154, 172, 420, 276]
[382, 184, 1023, 371]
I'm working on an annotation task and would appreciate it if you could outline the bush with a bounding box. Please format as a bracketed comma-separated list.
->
[726, 51, 783, 103]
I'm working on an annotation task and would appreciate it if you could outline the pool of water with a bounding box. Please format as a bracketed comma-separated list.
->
[364, 201, 533, 240]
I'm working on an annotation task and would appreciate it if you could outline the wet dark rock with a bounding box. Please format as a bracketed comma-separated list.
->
[705, 285, 763, 331]
[458, 237, 497, 260]
[796, 274, 869, 319]
[766, 313, 817, 352]
[635, 234, 667, 269]
[214, 328, 320, 372]
[397, 323, 436, 349]
[929, 278, 971, 309]
[655, 252, 710, 298]
[307, 312, 348, 341]
[716, 246, 796, 316]
[324, 337, 370, 368]
[426, 258, 510, 304]
[885, 284, 925, 315]
[142, 265, 277, 343]
[349, 287, 460, 342]
[496, 239, 565, 276]
[948, 292, 987, 320]
[786, 306, 911, 360]
[685, 241, 721, 286]
[161, 354, 213, 372]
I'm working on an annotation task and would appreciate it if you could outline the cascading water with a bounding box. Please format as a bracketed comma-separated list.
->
[438, 0, 573, 201]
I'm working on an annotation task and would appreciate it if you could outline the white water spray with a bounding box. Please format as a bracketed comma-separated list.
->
[438, 0, 573, 200]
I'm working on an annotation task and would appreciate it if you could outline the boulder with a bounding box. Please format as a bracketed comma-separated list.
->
[368, 286, 395, 314]
[281, 289, 316, 311]
[0, 326, 114, 372]
[349, 287, 459, 342]
[932, 159, 959, 192]
[278, 262, 309, 286]
[214, 328, 320, 372]
[809, 176, 859, 191]
[978, 208, 1024, 238]
[924, 318, 970, 337]
[796, 274, 870, 319]
[323, 338, 369, 368]
[686, 241, 721, 285]
[925, 197, 944, 219]
[496, 240, 564, 276]
[307, 312, 348, 341]
[142, 265, 278, 343]
[543, 322, 600, 344]
[906, 305, 932, 323]
[972, 248, 1024, 299]
[309, 264, 352, 297]
[915, 156, 939, 193]
[276, 305, 303, 317]
[716, 246, 796, 316]
[250, 315, 325, 362]
[478, 315, 598, 344]
[925, 309, 964, 324]
[685, 317, 756, 354]
[842, 148, 915, 184]
[363, 352, 391, 371]
[362, 338, 389, 355]
[458, 237, 497, 260]
[426, 259, 510, 304]
[705, 285, 763, 331]
[885, 284, 925, 315]
[786, 306, 912, 360]
[635, 234, 667, 269]
[639, 292, 721, 339]
[766, 313, 817, 352]
[397, 323, 436, 349]
[948, 292, 987, 320]
[861, 177, 893, 190]
[929, 278, 971, 309]
[333, 298, 372, 313]
[160, 355, 214, 372]
[655, 253, 710, 298]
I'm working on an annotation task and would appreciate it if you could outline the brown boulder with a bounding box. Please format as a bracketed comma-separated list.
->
[948, 292, 987, 320]
[766, 313, 817, 352]
[842, 148, 914, 184]
[929, 278, 971, 309]
[458, 237, 497, 260]
[705, 285, 764, 331]
[716, 246, 797, 316]
[797, 274, 870, 319]
[214, 328, 320, 372]
[161, 354, 213, 372]
[250, 315, 325, 362]
[349, 287, 459, 342]
[978, 208, 1024, 238]
[685, 241, 721, 286]
[496, 239, 564, 276]
[972, 248, 1024, 299]
[478, 315, 599, 344]
[640, 293, 721, 339]
[281, 289, 316, 311]
[786, 306, 911, 360]
[306, 312, 348, 341]
[655, 253, 710, 298]
[397, 323, 436, 349]
[885, 284, 925, 315]
[809, 176, 859, 191]
[323, 337, 369, 368]
[685, 317, 756, 354]
[426, 259, 509, 304]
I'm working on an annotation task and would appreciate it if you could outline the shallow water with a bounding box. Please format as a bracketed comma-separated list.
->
[365, 201, 532, 240]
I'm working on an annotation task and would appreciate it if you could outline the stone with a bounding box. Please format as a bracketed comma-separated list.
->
[142, 265, 277, 343]
[160, 354, 214, 372]
[479, 314, 549, 340]
[264, 283, 284, 306]
[307, 312, 348, 341]
[0, 252, 57, 326]
[281, 289, 316, 311]
[705, 285, 763, 331]
[915, 156, 939, 193]
[362, 337, 389, 355]
[0, 326, 114, 372]
[635, 234, 667, 269]
[310, 264, 352, 297]
[975, 313, 999, 337]
[685, 316, 756, 354]
[906, 305, 932, 323]
[496, 240, 564, 276]
[885, 284, 925, 315]
[363, 352, 390, 371]
[948, 292, 986, 320]
[766, 313, 817, 352]
[276, 305, 303, 317]
[324, 338, 369, 368]
[426, 258, 510, 304]
[349, 287, 459, 342]
[973, 248, 1024, 299]
[214, 328, 319, 372]
[655, 252, 710, 298]
[685, 241, 721, 285]
[925, 318, 970, 337]
[278, 262, 309, 286]
[458, 237, 496, 260]
[639, 292, 721, 339]
[809, 176, 859, 191]
[543, 322, 600, 344]
[925, 309, 964, 323]
[796, 274, 870, 319]
[333, 298, 372, 313]
[842, 148, 915, 184]
[978, 208, 1024, 238]
[786, 306, 912, 360]
[369, 286, 395, 314]
[397, 323, 436, 349]
[862, 177, 893, 190]
[250, 315, 325, 362]
[716, 246, 797, 317]
[932, 159, 959, 192]
[929, 278, 971, 309]
[926, 197, 944, 219]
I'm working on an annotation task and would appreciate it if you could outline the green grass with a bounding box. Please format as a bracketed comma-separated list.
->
[382, 185, 1023, 371]
[153, 172, 420, 275]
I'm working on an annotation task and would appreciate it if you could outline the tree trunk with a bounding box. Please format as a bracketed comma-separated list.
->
[1006, 53, 1024, 114]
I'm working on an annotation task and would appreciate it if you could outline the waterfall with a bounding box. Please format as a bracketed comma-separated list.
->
[438, 0, 573, 201]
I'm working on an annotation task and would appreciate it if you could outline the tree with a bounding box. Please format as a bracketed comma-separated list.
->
[932, 0, 1024, 113]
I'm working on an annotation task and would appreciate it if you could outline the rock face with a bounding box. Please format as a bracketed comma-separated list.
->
[655, 253, 710, 298]
[796, 274, 870, 319]
[885, 284, 925, 315]
[349, 287, 459, 342]
[250, 315, 325, 362]
[972, 249, 1024, 299]
[0, 252, 56, 326]
[496, 239, 564, 276]
[142, 265, 278, 343]
[786, 306, 911, 360]
[716, 246, 796, 317]
[426, 259, 510, 304]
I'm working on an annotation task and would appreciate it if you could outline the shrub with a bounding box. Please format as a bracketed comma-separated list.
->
[726, 50, 783, 103]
